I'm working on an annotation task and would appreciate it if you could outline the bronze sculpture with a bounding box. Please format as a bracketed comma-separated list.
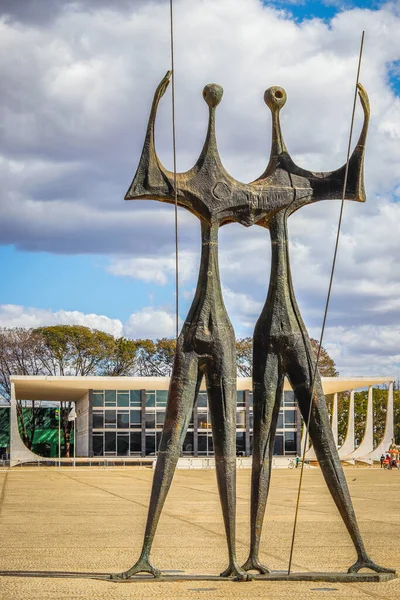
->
[113, 72, 394, 579]
[113, 72, 254, 580]
[241, 85, 392, 576]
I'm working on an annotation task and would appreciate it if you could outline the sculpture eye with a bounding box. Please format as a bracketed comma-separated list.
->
[264, 86, 287, 110]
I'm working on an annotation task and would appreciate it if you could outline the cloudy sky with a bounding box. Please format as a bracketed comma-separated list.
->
[0, 0, 399, 377]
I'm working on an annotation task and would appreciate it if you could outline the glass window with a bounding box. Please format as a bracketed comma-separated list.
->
[248, 412, 253, 429]
[92, 392, 104, 407]
[145, 412, 155, 429]
[156, 390, 168, 407]
[146, 392, 156, 408]
[284, 409, 296, 427]
[93, 412, 104, 429]
[183, 432, 193, 454]
[105, 390, 116, 406]
[207, 434, 214, 455]
[130, 390, 141, 407]
[198, 413, 208, 430]
[117, 392, 129, 407]
[236, 432, 246, 455]
[104, 410, 116, 428]
[198, 435, 207, 454]
[117, 434, 129, 456]
[93, 434, 103, 456]
[105, 431, 116, 454]
[285, 431, 296, 454]
[189, 410, 194, 428]
[197, 392, 207, 408]
[277, 412, 284, 429]
[273, 434, 284, 455]
[130, 410, 141, 427]
[236, 391, 245, 407]
[146, 434, 156, 455]
[156, 411, 165, 428]
[117, 410, 129, 429]
[284, 391, 296, 407]
[236, 411, 246, 428]
[249, 393, 253, 408]
[156, 431, 162, 451]
[130, 431, 141, 454]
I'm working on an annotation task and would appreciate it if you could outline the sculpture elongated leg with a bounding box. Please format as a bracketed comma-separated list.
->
[286, 342, 395, 574]
[242, 348, 283, 575]
[206, 362, 248, 581]
[111, 347, 201, 580]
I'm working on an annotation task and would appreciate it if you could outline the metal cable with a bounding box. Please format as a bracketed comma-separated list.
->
[170, 0, 179, 341]
[287, 31, 365, 575]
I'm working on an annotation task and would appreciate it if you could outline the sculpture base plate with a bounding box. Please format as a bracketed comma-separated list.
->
[0, 570, 395, 583]
[110, 571, 396, 583]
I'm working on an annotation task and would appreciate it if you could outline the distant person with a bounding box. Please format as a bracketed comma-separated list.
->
[380, 454, 385, 468]
[295, 454, 300, 469]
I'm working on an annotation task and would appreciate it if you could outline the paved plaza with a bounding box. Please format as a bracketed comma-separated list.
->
[0, 466, 398, 599]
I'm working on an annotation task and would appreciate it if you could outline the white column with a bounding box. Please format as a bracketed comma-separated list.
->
[331, 393, 338, 448]
[349, 385, 374, 459]
[338, 390, 355, 459]
[366, 381, 394, 460]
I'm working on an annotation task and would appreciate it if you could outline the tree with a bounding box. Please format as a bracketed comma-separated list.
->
[36, 325, 119, 457]
[0, 328, 44, 449]
[309, 338, 339, 377]
[236, 338, 252, 377]
[100, 337, 140, 376]
[134, 338, 176, 376]
[235, 337, 338, 379]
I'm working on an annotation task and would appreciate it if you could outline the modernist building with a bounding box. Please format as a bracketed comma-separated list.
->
[9, 375, 395, 467]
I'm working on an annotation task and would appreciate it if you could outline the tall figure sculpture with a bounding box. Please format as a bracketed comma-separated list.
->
[112, 72, 246, 579]
[114, 71, 393, 579]
[242, 85, 393, 575]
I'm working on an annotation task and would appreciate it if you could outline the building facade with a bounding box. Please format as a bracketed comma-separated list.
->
[89, 388, 299, 458]
[8, 375, 395, 467]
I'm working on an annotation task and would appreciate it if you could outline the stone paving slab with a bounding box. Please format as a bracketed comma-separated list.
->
[0, 467, 399, 599]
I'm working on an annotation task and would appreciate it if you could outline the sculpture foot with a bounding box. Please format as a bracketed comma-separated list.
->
[348, 557, 396, 574]
[241, 555, 272, 575]
[220, 562, 251, 581]
[110, 557, 162, 580]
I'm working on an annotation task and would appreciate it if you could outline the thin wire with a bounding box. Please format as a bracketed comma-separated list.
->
[170, 0, 179, 341]
[287, 31, 365, 575]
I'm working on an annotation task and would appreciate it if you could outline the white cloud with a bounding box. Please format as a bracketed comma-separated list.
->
[319, 324, 400, 378]
[0, 304, 123, 337]
[123, 307, 178, 338]
[107, 250, 198, 285]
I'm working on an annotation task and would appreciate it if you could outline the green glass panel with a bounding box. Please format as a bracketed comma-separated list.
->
[130, 410, 141, 426]
[146, 392, 156, 408]
[156, 390, 168, 406]
[236, 391, 245, 406]
[117, 393, 129, 407]
[130, 390, 141, 406]
[197, 392, 207, 408]
[105, 390, 116, 406]
[92, 392, 104, 407]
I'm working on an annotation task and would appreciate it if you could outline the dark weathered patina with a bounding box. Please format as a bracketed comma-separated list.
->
[113, 72, 394, 580]
[242, 84, 393, 577]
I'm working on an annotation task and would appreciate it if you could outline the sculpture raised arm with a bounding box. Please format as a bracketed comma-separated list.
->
[125, 73, 370, 227]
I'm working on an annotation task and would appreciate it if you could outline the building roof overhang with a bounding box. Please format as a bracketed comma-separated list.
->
[9, 375, 395, 403]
